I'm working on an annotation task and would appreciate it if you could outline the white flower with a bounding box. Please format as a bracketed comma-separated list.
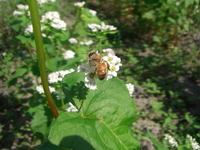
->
[69, 38, 78, 44]
[24, 24, 33, 34]
[85, 73, 97, 90]
[48, 72, 61, 83]
[80, 40, 93, 45]
[89, 9, 97, 16]
[77, 64, 97, 90]
[41, 11, 60, 22]
[36, 85, 44, 94]
[77, 64, 88, 72]
[66, 102, 78, 112]
[2, 52, 6, 56]
[78, 50, 121, 89]
[36, 85, 55, 94]
[59, 69, 75, 78]
[49, 86, 56, 93]
[37, 0, 55, 4]
[48, 69, 74, 83]
[105, 63, 121, 80]
[50, 19, 67, 30]
[101, 22, 117, 32]
[126, 83, 135, 96]
[13, 10, 24, 16]
[175, 1, 180, 6]
[187, 135, 200, 150]
[74, 1, 85, 7]
[17, 4, 29, 10]
[102, 48, 115, 54]
[102, 52, 121, 65]
[88, 24, 101, 32]
[62, 50, 75, 59]
[164, 134, 178, 148]
[88, 22, 117, 32]
[41, 11, 67, 30]
[24, 25, 46, 35]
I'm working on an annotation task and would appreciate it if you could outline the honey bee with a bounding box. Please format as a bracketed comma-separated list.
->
[88, 51, 110, 80]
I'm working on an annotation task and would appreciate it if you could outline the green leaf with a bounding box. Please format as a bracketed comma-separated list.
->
[163, 117, 172, 128]
[153, 35, 161, 42]
[58, 57, 82, 70]
[151, 101, 164, 110]
[185, 0, 194, 7]
[142, 10, 155, 19]
[81, 8, 101, 25]
[31, 105, 54, 141]
[167, 17, 176, 24]
[36, 140, 62, 150]
[7, 67, 28, 87]
[46, 45, 56, 53]
[62, 72, 88, 106]
[16, 35, 32, 44]
[46, 56, 62, 72]
[49, 72, 140, 150]
[146, 130, 168, 150]
[177, 144, 191, 150]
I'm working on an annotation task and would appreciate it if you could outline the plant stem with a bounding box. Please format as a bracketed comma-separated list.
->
[78, 99, 84, 113]
[27, 0, 58, 118]
[99, 37, 102, 54]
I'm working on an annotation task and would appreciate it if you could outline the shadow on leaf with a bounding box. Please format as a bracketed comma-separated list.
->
[62, 81, 89, 106]
[59, 135, 95, 150]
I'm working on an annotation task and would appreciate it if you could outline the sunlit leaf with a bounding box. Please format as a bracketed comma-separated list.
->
[49, 72, 140, 150]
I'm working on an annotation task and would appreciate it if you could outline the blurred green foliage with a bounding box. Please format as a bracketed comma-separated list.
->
[0, 0, 200, 149]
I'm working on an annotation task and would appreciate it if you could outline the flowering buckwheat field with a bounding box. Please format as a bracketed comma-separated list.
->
[0, 0, 200, 149]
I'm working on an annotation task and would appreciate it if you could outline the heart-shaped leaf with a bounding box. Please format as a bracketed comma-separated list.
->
[49, 72, 140, 150]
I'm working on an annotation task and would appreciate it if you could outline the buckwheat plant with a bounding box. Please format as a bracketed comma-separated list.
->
[165, 134, 179, 148]
[27, 0, 140, 149]
[187, 135, 200, 150]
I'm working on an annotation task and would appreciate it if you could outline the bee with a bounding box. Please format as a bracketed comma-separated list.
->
[88, 51, 110, 80]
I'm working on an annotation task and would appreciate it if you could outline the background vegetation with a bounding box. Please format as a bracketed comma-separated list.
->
[0, 0, 200, 149]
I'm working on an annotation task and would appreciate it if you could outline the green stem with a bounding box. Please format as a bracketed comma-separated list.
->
[69, 8, 81, 37]
[99, 37, 102, 54]
[78, 99, 84, 113]
[44, 48, 53, 71]
[25, 42, 35, 65]
[27, 0, 58, 118]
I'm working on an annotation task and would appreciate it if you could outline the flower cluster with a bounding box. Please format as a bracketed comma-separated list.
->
[68, 37, 93, 46]
[62, 50, 75, 59]
[17, 4, 29, 10]
[77, 49, 122, 90]
[24, 25, 47, 36]
[41, 11, 67, 30]
[24, 24, 33, 34]
[36, 69, 74, 101]
[187, 135, 200, 150]
[36, 85, 55, 94]
[74, 1, 85, 7]
[48, 69, 75, 83]
[80, 40, 93, 46]
[89, 9, 97, 16]
[13, 4, 29, 16]
[37, 0, 56, 5]
[88, 22, 117, 32]
[68, 38, 78, 44]
[126, 83, 135, 97]
[164, 134, 178, 148]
